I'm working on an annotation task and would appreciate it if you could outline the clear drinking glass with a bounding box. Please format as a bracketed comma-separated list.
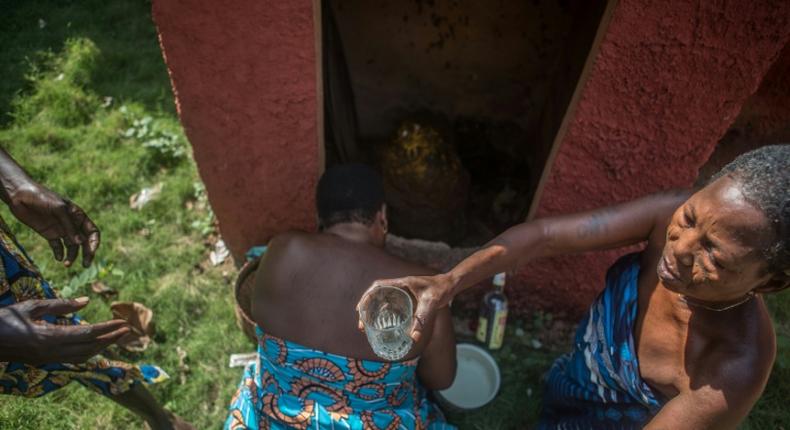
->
[359, 285, 414, 361]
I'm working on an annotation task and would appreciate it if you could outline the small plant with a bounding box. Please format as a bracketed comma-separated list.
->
[189, 181, 216, 236]
[58, 260, 125, 298]
[531, 310, 553, 331]
[120, 106, 187, 169]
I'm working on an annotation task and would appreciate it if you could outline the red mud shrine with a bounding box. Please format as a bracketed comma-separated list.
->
[152, 0, 790, 316]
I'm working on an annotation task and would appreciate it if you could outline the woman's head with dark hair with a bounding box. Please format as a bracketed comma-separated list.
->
[316, 164, 386, 231]
[659, 144, 789, 303]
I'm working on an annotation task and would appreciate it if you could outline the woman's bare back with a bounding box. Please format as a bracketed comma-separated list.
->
[250, 231, 439, 361]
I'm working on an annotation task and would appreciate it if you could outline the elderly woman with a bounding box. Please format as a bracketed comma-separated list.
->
[364, 145, 789, 429]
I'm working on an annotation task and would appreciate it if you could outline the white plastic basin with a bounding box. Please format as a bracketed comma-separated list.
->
[436, 343, 501, 410]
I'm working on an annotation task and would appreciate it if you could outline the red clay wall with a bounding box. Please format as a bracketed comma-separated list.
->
[514, 0, 790, 316]
[152, 0, 320, 260]
[699, 40, 790, 181]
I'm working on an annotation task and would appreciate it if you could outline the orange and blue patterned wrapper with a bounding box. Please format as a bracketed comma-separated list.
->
[0, 217, 167, 398]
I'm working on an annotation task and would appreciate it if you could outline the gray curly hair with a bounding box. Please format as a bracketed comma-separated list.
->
[711, 144, 789, 274]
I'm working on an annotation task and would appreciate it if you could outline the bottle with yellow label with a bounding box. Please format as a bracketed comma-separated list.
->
[475, 272, 508, 349]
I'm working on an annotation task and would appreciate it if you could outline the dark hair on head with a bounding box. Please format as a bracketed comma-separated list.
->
[710, 144, 789, 274]
[316, 164, 385, 229]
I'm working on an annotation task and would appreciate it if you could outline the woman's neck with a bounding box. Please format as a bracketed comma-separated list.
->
[324, 223, 379, 246]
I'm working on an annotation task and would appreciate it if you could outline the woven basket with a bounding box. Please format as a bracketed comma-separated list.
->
[234, 257, 260, 344]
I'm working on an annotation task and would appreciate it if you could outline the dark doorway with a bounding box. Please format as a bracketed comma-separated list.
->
[322, 0, 608, 246]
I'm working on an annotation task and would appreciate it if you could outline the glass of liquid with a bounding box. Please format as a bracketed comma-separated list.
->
[359, 285, 414, 361]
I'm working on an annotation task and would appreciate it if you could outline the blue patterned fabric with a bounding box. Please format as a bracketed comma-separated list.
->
[0, 217, 167, 398]
[225, 326, 455, 430]
[539, 253, 665, 429]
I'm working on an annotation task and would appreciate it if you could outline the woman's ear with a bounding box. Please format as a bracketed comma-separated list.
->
[753, 270, 790, 294]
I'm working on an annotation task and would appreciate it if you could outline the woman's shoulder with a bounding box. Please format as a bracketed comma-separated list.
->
[687, 298, 776, 393]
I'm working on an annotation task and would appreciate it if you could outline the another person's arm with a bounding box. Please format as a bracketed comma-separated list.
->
[0, 147, 99, 267]
[416, 306, 456, 390]
[0, 148, 126, 363]
[362, 190, 691, 341]
[0, 297, 129, 363]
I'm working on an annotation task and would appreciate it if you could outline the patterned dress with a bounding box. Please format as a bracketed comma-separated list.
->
[539, 253, 666, 429]
[225, 326, 456, 430]
[0, 217, 166, 398]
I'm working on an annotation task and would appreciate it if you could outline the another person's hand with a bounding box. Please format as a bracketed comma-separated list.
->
[357, 274, 454, 343]
[7, 183, 100, 268]
[0, 297, 129, 364]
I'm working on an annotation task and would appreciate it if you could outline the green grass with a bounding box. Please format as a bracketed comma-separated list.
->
[0, 30, 248, 430]
[0, 2, 788, 429]
[753, 296, 790, 429]
[0, 0, 173, 125]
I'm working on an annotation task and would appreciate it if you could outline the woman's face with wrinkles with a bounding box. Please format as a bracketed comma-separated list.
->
[658, 176, 776, 302]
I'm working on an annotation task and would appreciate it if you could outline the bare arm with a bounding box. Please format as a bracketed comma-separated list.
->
[645, 352, 770, 430]
[362, 190, 691, 341]
[416, 306, 456, 390]
[0, 298, 129, 363]
[646, 393, 743, 430]
[445, 190, 691, 296]
[0, 147, 100, 267]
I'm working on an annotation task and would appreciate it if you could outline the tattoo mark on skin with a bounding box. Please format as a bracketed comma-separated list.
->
[577, 209, 613, 239]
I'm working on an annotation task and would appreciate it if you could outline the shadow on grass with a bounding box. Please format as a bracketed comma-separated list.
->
[0, 0, 174, 125]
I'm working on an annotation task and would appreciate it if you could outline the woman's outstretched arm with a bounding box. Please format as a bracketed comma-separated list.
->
[360, 190, 690, 342]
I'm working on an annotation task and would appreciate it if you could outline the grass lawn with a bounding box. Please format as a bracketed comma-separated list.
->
[0, 1, 789, 429]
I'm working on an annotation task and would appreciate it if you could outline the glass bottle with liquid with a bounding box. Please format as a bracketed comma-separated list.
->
[476, 272, 508, 350]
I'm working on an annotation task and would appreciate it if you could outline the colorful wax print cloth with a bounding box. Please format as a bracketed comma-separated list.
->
[0, 217, 166, 398]
[539, 253, 666, 429]
[225, 326, 456, 430]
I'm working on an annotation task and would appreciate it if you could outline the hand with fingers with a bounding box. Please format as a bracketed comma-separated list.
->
[357, 274, 455, 343]
[0, 297, 129, 364]
[6, 182, 100, 268]
[0, 147, 99, 268]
